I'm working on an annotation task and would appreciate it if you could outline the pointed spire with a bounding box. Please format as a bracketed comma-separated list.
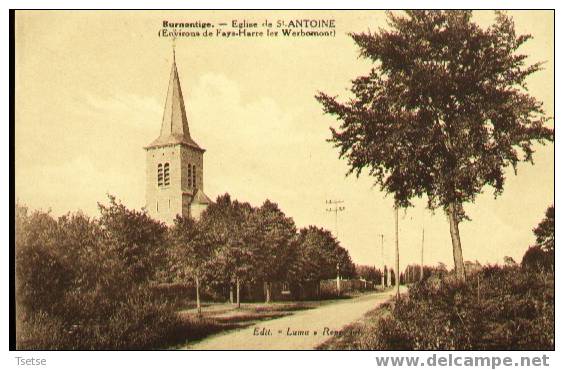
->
[146, 47, 203, 151]
[172, 35, 176, 63]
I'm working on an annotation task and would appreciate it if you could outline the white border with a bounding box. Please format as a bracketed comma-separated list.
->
[3, 1, 560, 370]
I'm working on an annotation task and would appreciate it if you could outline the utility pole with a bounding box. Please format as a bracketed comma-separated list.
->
[378, 234, 385, 288]
[395, 207, 400, 300]
[420, 227, 425, 282]
[326, 200, 345, 239]
[336, 262, 341, 296]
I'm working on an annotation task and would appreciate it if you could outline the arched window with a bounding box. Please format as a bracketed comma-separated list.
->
[187, 164, 192, 188]
[192, 164, 196, 188]
[157, 163, 163, 187]
[163, 163, 170, 186]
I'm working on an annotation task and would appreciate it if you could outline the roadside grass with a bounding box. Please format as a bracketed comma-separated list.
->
[316, 302, 394, 350]
[318, 266, 554, 350]
[167, 293, 375, 348]
[168, 302, 317, 348]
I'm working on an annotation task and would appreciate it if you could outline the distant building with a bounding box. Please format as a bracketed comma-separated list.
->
[144, 51, 212, 224]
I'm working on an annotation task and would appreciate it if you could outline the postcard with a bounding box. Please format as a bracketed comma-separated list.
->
[12, 10, 554, 352]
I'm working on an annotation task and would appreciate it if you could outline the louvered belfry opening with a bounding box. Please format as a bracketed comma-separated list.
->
[157, 163, 163, 187]
[163, 163, 170, 186]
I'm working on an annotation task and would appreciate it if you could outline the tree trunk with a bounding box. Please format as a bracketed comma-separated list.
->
[236, 278, 240, 309]
[448, 202, 466, 282]
[420, 228, 425, 282]
[380, 234, 385, 288]
[264, 282, 271, 303]
[395, 207, 400, 300]
[229, 284, 234, 304]
[195, 275, 201, 315]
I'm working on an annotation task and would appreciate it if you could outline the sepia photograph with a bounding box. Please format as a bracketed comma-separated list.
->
[11, 9, 554, 354]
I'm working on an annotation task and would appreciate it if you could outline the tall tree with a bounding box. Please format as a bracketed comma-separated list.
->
[290, 226, 355, 298]
[251, 200, 297, 302]
[169, 216, 213, 314]
[316, 11, 553, 281]
[98, 195, 168, 286]
[202, 194, 257, 308]
[356, 265, 382, 283]
[522, 204, 555, 272]
[533, 205, 554, 253]
[334, 244, 356, 279]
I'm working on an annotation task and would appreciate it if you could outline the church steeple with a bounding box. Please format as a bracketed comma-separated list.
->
[145, 50, 202, 151]
[144, 49, 211, 225]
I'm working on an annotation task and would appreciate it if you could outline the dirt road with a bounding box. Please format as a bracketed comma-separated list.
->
[184, 287, 406, 350]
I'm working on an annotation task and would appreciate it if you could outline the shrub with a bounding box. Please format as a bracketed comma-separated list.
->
[85, 292, 183, 350]
[16, 207, 73, 317]
[374, 266, 554, 350]
[16, 310, 72, 350]
[15, 200, 185, 350]
[522, 246, 554, 272]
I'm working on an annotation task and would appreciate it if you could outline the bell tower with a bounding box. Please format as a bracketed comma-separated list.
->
[144, 50, 211, 224]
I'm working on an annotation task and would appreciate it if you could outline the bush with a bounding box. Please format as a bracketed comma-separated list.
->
[17, 292, 183, 350]
[374, 266, 554, 350]
[522, 246, 554, 272]
[15, 200, 186, 350]
[16, 310, 72, 350]
[81, 292, 183, 350]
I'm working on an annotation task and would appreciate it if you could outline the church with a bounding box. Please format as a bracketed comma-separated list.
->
[144, 51, 212, 225]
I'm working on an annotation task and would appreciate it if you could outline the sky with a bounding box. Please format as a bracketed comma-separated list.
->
[15, 10, 554, 270]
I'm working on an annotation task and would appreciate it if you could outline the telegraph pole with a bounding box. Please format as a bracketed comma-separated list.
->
[378, 234, 385, 288]
[420, 227, 425, 282]
[326, 200, 345, 239]
[336, 262, 341, 296]
[395, 207, 400, 300]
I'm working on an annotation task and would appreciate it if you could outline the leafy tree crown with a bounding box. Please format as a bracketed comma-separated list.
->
[317, 10, 553, 212]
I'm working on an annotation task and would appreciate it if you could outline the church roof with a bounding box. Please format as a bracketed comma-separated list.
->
[192, 188, 213, 205]
[145, 52, 203, 151]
